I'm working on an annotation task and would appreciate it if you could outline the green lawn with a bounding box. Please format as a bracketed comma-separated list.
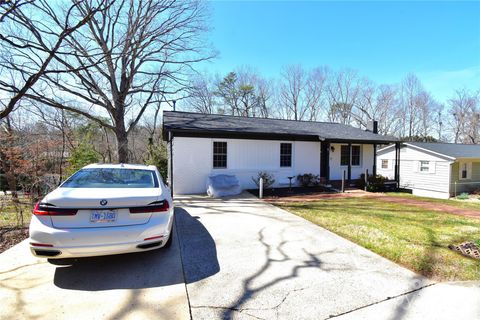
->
[277, 197, 480, 281]
[385, 192, 480, 210]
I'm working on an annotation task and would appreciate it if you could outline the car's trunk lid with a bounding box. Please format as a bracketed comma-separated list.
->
[45, 188, 160, 229]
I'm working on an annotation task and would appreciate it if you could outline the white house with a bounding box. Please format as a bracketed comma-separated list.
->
[377, 142, 480, 199]
[162, 111, 398, 195]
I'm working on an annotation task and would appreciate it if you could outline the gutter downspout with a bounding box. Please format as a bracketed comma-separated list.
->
[448, 161, 453, 198]
[347, 142, 352, 183]
[372, 121, 378, 177]
[394, 142, 401, 186]
[168, 131, 174, 199]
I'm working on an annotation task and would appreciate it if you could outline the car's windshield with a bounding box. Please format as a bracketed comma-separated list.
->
[61, 168, 159, 188]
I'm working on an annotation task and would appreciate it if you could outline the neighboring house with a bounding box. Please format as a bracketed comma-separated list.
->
[377, 142, 480, 199]
[162, 111, 398, 194]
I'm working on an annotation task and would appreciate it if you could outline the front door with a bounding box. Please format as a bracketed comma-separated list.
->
[320, 142, 330, 181]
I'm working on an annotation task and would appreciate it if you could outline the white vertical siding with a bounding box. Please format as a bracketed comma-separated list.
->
[295, 141, 321, 175]
[171, 137, 320, 194]
[171, 137, 212, 194]
[329, 143, 374, 180]
[228, 139, 279, 170]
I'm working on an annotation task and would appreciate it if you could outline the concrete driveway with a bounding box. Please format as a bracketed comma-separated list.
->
[1, 192, 479, 319]
[176, 192, 480, 320]
[0, 224, 190, 320]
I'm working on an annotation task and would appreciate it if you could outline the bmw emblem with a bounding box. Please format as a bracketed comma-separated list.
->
[100, 199, 108, 206]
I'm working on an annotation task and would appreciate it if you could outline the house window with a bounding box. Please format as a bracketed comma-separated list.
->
[461, 164, 467, 179]
[280, 143, 292, 167]
[351, 146, 361, 166]
[460, 162, 471, 180]
[213, 141, 227, 168]
[381, 159, 389, 169]
[340, 145, 361, 166]
[419, 161, 430, 172]
[340, 145, 350, 166]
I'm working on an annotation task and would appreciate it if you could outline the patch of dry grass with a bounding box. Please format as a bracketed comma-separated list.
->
[0, 195, 33, 228]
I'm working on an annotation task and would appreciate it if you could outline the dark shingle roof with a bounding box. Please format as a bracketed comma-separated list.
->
[407, 142, 480, 159]
[163, 111, 398, 143]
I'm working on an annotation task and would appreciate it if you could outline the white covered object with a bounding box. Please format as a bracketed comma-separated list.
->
[206, 174, 242, 197]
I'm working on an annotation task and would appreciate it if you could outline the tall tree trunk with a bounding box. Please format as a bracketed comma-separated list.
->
[113, 108, 129, 163]
[116, 129, 129, 163]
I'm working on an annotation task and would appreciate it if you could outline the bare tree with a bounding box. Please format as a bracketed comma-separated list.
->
[255, 77, 274, 118]
[0, 0, 32, 23]
[470, 113, 480, 144]
[353, 79, 376, 128]
[434, 106, 445, 141]
[348, 79, 404, 136]
[400, 74, 425, 138]
[0, 0, 109, 120]
[375, 85, 403, 135]
[19, 0, 212, 162]
[449, 89, 480, 143]
[186, 73, 216, 114]
[326, 69, 360, 124]
[417, 91, 439, 139]
[279, 65, 307, 121]
[304, 67, 327, 121]
[28, 106, 77, 181]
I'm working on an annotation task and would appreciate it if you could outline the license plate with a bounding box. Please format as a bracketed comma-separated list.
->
[90, 210, 117, 223]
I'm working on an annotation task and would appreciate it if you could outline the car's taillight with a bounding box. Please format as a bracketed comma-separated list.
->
[144, 235, 164, 241]
[129, 200, 169, 214]
[33, 202, 77, 216]
[30, 242, 54, 247]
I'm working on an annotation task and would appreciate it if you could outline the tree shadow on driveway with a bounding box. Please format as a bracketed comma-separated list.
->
[175, 207, 220, 284]
[52, 207, 219, 290]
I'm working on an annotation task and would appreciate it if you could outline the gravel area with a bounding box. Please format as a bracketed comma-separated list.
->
[0, 227, 29, 254]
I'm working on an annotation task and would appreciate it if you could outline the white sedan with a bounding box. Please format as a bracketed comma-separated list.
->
[28, 164, 174, 259]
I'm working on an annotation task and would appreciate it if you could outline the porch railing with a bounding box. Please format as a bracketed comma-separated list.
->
[452, 181, 480, 198]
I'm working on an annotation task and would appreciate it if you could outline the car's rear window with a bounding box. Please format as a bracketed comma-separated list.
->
[61, 168, 159, 188]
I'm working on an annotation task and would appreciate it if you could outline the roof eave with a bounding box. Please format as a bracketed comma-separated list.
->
[324, 138, 398, 144]
[403, 143, 457, 160]
[454, 156, 480, 161]
[163, 128, 398, 144]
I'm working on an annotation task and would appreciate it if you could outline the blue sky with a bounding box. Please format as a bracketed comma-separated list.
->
[202, 0, 480, 103]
